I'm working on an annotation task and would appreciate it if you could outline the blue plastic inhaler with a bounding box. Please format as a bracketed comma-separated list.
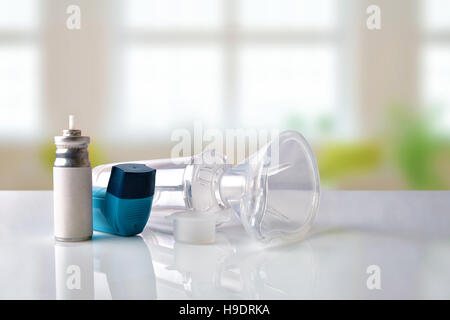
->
[92, 163, 156, 236]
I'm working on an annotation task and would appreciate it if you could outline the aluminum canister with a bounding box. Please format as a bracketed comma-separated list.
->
[53, 117, 92, 241]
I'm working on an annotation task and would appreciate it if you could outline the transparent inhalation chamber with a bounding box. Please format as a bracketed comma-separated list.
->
[92, 130, 321, 244]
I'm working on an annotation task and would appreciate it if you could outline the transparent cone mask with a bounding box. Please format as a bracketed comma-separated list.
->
[93, 130, 321, 244]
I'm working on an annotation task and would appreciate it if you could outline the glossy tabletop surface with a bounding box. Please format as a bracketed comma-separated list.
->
[0, 191, 449, 299]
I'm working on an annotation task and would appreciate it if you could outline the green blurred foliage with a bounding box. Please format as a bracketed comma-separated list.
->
[285, 112, 305, 132]
[39, 142, 107, 172]
[317, 105, 450, 190]
[293, 104, 450, 189]
[387, 105, 449, 190]
[285, 112, 336, 135]
[317, 114, 336, 134]
[318, 141, 382, 183]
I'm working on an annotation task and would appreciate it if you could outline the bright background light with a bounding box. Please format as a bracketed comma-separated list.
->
[0, 0, 449, 190]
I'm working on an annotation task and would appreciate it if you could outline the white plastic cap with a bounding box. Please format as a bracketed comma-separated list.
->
[173, 211, 217, 245]
[69, 115, 75, 130]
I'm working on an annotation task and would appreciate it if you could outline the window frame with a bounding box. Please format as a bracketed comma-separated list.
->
[110, 0, 352, 141]
[0, 1, 41, 140]
[419, 0, 450, 134]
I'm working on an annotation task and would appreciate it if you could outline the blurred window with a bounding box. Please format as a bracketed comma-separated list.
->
[238, 0, 335, 31]
[421, 0, 450, 134]
[120, 0, 338, 137]
[0, 0, 40, 136]
[122, 44, 223, 130]
[124, 0, 223, 30]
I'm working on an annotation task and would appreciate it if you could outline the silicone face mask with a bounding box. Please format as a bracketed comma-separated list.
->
[92, 130, 320, 244]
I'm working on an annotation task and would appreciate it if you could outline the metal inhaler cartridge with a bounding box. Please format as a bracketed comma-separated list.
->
[53, 115, 92, 241]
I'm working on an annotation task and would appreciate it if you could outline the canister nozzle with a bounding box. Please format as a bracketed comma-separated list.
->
[69, 114, 75, 130]
[62, 115, 82, 138]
